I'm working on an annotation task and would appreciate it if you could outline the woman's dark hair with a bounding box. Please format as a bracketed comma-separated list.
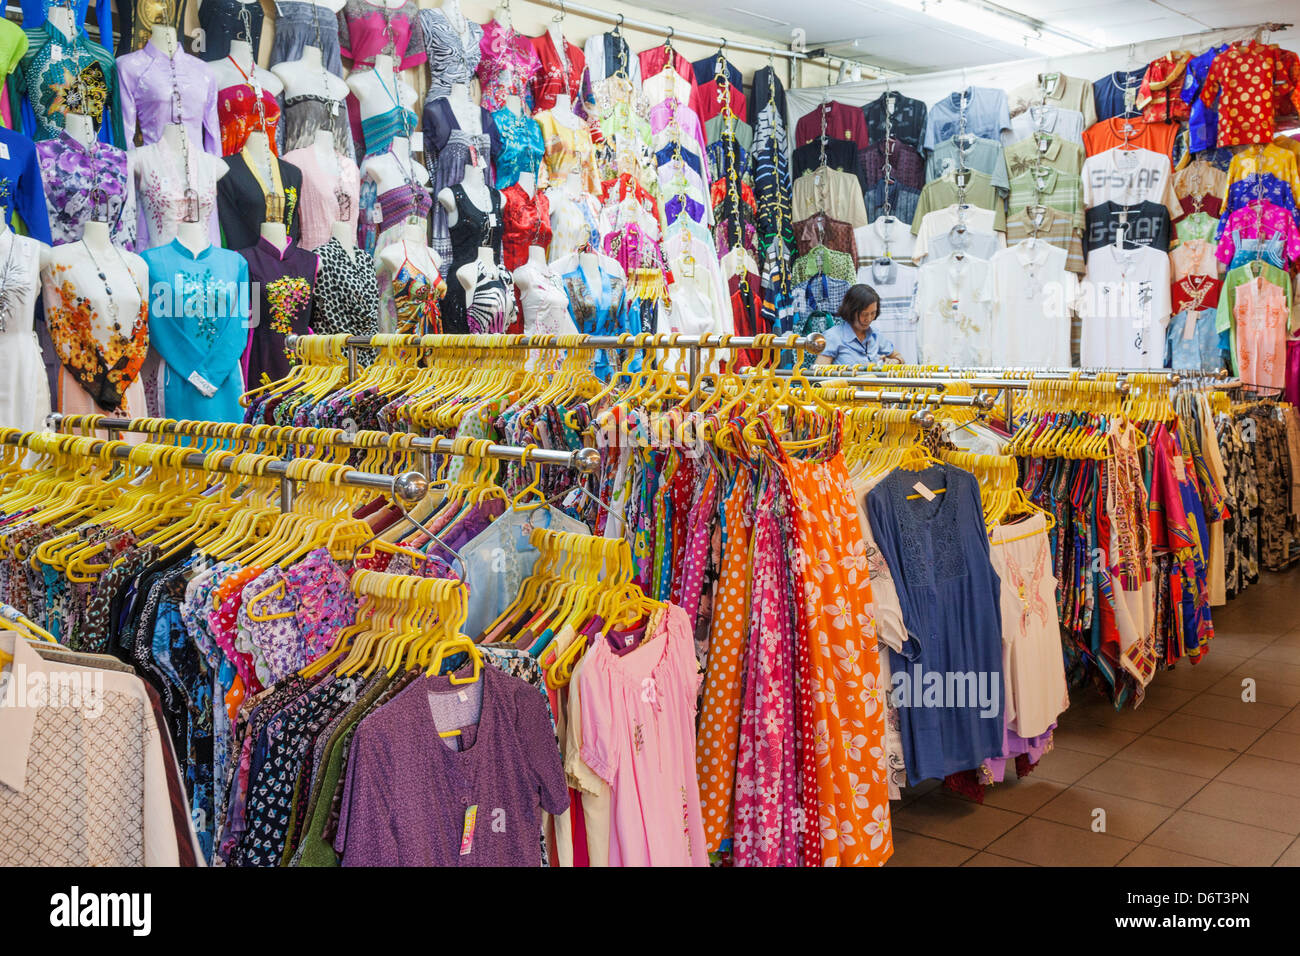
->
[837, 284, 881, 322]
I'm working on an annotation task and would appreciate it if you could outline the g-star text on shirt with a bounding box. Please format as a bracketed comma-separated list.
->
[49, 887, 151, 937]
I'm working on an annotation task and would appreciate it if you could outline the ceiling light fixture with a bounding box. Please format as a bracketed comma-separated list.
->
[870, 0, 1102, 56]
[727, 7, 792, 27]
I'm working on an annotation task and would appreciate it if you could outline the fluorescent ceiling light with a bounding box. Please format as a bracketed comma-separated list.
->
[870, 0, 1101, 55]
[728, 7, 792, 26]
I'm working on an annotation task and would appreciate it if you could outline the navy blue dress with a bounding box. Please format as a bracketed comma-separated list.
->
[867, 464, 1006, 783]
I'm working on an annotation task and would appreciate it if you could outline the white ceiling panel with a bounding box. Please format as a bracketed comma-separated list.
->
[643, 0, 1297, 73]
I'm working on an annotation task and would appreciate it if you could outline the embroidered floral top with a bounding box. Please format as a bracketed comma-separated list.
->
[35, 131, 137, 248]
[40, 240, 150, 411]
[12, 23, 125, 146]
[476, 20, 540, 113]
[238, 235, 318, 389]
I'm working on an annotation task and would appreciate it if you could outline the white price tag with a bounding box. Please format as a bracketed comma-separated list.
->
[0, 142, 9, 160]
[912, 481, 936, 501]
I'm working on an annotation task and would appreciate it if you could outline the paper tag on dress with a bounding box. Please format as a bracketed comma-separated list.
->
[912, 481, 936, 501]
[459, 804, 478, 855]
[0, 142, 9, 160]
[457, 690, 468, 702]
[1173, 455, 1187, 482]
[1182, 313, 1196, 340]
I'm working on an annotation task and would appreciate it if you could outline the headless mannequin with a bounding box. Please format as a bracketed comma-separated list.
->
[331, 219, 357, 254]
[312, 127, 339, 172]
[512, 244, 549, 292]
[515, 170, 536, 199]
[493, 3, 510, 25]
[348, 54, 415, 122]
[273, 44, 349, 102]
[457, 244, 497, 292]
[63, 111, 96, 148]
[366, 135, 429, 194]
[443, 82, 481, 134]
[547, 93, 581, 129]
[212, 39, 284, 98]
[438, 160, 504, 228]
[377, 235, 441, 290]
[151, 22, 178, 56]
[260, 217, 288, 248]
[155, 121, 227, 247]
[47, 5, 76, 39]
[245, 129, 277, 192]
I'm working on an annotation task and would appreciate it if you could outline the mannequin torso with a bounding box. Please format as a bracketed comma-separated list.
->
[445, 83, 481, 134]
[150, 22, 178, 57]
[63, 112, 96, 149]
[365, 136, 430, 193]
[347, 54, 416, 120]
[212, 39, 284, 97]
[273, 45, 349, 102]
[438, 162, 502, 226]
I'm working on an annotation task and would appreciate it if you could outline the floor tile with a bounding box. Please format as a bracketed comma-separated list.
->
[1117, 844, 1228, 867]
[1254, 643, 1300, 666]
[977, 777, 1067, 815]
[1135, 684, 1199, 712]
[1112, 735, 1238, 778]
[1144, 810, 1293, 866]
[1075, 759, 1209, 808]
[883, 830, 975, 866]
[1229, 658, 1300, 688]
[1203, 673, 1300, 708]
[1147, 711, 1265, 753]
[1217, 754, 1300, 796]
[1028, 746, 1106, 786]
[1277, 707, 1300, 735]
[1245, 729, 1300, 765]
[1033, 786, 1173, 842]
[1183, 780, 1300, 835]
[1275, 838, 1300, 867]
[1176, 692, 1291, 729]
[892, 791, 1024, 849]
[1049, 722, 1141, 757]
[962, 852, 1035, 866]
[985, 817, 1135, 867]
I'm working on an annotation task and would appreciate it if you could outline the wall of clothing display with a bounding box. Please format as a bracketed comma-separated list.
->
[788, 26, 1300, 383]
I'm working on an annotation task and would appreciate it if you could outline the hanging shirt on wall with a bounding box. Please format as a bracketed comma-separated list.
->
[857, 214, 916, 260]
[1200, 41, 1292, 147]
[1179, 45, 1230, 154]
[1082, 115, 1178, 160]
[1083, 200, 1171, 256]
[1081, 146, 1179, 220]
[794, 100, 870, 149]
[792, 167, 868, 229]
[988, 242, 1074, 366]
[1078, 242, 1171, 368]
[925, 136, 1009, 191]
[1136, 51, 1193, 124]
[912, 169, 1006, 233]
[1093, 66, 1147, 122]
[915, 253, 995, 366]
[1009, 72, 1097, 128]
[923, 87, 1010, 153]
[914, 204, 1002, 261]
[857, 257, 920, 364]
[1003, 131, 1085, 180]
[863, 90, 926, 153]
[1006, 203, 1085, 275]
[1006, 105, 1085, 147]
[1006, 166, 1084, 233]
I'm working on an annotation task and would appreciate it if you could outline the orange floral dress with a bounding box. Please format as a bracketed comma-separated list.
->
[763, 412, 894, 866]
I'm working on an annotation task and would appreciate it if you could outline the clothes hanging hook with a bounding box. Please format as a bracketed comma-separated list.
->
[552, 0, 565, 23]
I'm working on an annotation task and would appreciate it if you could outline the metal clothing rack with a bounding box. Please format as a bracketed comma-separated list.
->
[287, 331, 828, 391]
[2, 429, 430, 514]
[44, 414, 602, 478]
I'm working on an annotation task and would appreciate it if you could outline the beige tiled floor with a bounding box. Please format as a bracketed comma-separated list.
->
[886, 566, 1300, 867]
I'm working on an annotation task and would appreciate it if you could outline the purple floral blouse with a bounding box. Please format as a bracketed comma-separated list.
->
[35, 131, 137, 248]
